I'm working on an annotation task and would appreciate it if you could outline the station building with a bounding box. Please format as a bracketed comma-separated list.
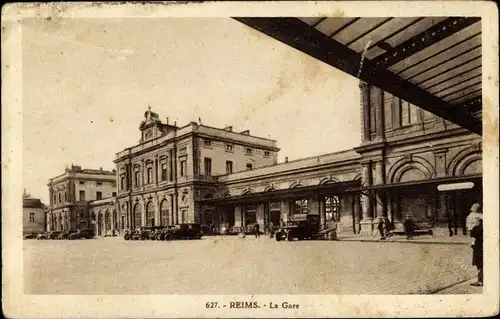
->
[47, 84, 482, 236]
[46, 165, 116, 232]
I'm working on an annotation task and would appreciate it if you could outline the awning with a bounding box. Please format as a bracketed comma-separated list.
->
[200, 180, 361, 205]
[233, 17, 482, 135]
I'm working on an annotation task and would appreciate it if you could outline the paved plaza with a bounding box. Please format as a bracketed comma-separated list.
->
[24, 237, 480, 295]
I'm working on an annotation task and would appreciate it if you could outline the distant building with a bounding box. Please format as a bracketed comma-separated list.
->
[46, 165, 116, 232]
[23, 189, 46, 234]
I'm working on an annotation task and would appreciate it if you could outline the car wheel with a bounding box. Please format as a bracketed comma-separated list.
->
[275, 231, 282, 242]
[165, 233, 173, 241]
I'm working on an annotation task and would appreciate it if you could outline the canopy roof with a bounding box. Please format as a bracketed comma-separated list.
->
[234, 17, 482, 135]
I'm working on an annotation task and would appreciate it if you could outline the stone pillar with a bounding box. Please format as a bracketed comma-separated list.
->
[256, 203, 265, 230]
[154, 155, 159, 186]
[319, 197, 326, 228]
[154, 196, 160, 226]
[234, 205, 242, 228]
[280, 200, 290, 223]
[387, 193, 393, 223]
[141, 159, 145, 190]
[141, 198, 146, 227]
[360, 81, 371, 142]
[374, 161, 386, 218]
[434, 150, 448, 177]
[353, 194, 361, 234]
[170, 194, 177, 225]
[375, 87, 385, 140]
[359, 161, 374, 235]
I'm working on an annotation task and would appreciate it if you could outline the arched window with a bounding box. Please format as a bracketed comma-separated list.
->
[160, 200, 170, 226]
[145, 201, 154, 226]
[325, 196, 340, 222]
[133, 203, 142, 229]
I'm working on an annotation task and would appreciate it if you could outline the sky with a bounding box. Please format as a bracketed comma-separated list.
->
[22, 17, 361, 204]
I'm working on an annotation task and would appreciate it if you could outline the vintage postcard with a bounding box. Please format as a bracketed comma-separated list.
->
[2, 1, 499, 318]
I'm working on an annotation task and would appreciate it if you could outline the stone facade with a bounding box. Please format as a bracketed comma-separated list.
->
[112, 107, 279, 231]
[45, 83, 482, 237]
[23, 191, 46, 234]
[46, 165, 116, 231]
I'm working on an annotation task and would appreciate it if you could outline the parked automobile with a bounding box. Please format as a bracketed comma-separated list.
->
[23, 232, 38, 239]
[68, 228, 95, 240]
[36, 232, 49, 240]
[58, 230, 77, 240]
[123, 229, 132, 240]
[164, 223, 202, 240]
[131, 228, 151, 240]
[275, 214, 322, 241]
[48, 231, 62, 240]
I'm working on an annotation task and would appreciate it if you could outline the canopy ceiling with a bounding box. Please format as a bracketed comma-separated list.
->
[234, 17, 482, 135]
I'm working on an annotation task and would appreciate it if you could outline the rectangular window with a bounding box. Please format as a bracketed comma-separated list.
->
[225, 144, 233, 152]
[180, 160, 186, 177]
[147, 167, 153, 184]
[134, 171, 140, 186]
[226, 161, 233, 174]
[120, 176, 125, 190]
[53, 194, 56, 203]
[203, 140, 212, 147]
[97, 182, 102, 186]
[246, 148, 253, 155]
[204, 157, 212, 176]
[246, 163, 253, 170]
[112, 192, 116, 197]
[96, 191, 102, 200]
[29, 213, 35, 222]
[161, 163, 167, 181]
[79, 181, 85, 185]
[264, 151, 270, 157]
[79, 190, 85, 201]
[58, 193, 62, 203]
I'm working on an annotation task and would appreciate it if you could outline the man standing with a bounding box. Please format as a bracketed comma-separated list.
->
[466, 203, 483, 233]
[470, 218, 483, 286]
[404, 214, 415, 240]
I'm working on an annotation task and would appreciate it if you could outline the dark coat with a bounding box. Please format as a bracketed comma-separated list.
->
[470, 224, 483, 268]
[404, 219, 415, 233]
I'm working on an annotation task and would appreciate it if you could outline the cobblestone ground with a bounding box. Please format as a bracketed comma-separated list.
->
[24, 237, 478, 295]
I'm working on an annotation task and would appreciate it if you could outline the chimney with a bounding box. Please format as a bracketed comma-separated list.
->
[285, 157, 289, 163]
[166, 117, 169, 125]
[241, 130, 250, 135]
[223, 126, 233, 132]
[100, 167, 103, 172]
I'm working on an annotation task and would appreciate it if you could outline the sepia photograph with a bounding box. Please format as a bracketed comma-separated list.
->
[2, 1, 499, 318]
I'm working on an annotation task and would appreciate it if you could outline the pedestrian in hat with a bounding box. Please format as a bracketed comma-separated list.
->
[470, 217, 483, 286]
[403, 214, 415, 240]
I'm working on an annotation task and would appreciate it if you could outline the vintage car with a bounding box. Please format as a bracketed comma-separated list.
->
[68, 228, 95, 240]
[123, 229, 132, 240]
[48, 231, 62, 240]
[57, 230, 77, 240]
[275, 214, 321, 241]
[164, 223, 202, 240]
[36, 232, 49, 240]
[130, 227, 152, 240]
[23, 233, 38, 239]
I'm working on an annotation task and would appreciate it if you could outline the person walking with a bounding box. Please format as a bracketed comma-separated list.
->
[403, 214, 415, 240]
[253, 223, 260, 238]
[470, 217, 483, 286]
[377, 218, 385, 240]
[466, 203, 483, 234]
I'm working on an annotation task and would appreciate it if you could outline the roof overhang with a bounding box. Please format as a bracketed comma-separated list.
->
[200, 179, 361, 205]
[233, 17, 482, 135]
